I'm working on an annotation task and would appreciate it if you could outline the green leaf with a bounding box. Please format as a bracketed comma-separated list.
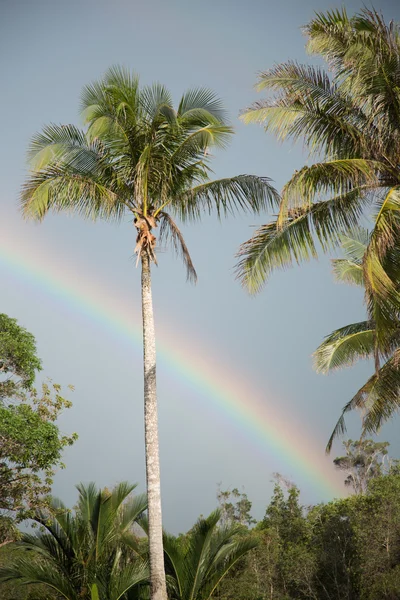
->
[313, 322, 375, 373]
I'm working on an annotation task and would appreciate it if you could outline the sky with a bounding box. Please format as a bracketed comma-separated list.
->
[1, 0, 400, 533]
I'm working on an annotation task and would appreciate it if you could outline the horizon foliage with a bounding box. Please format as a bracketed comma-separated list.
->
[2, 443, 399, 600]
[0, 314, 76, 527]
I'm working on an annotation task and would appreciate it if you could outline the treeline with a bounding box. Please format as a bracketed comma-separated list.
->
[2, 457, 400, 600]
[218, 469, 400, 600]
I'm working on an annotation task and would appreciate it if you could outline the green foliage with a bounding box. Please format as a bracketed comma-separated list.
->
[219, 456, 400, 600]
[160, 510, 258, 600]
[237, 7, 400, 314]
[2, 455, 400, 600]
[0, 315, 76, 522]
[216, 486, 256, 527]
[22, 66, 278, 274]
[313, 229, 400, 446]
[220, 480, 316, 600]
[0, 314, 42, 393]
[356, 473, 400, 599]
[333, 439, 391, 494]
[308, 498, 360, 600]
[0, 380, 77, 521]
[0, 482, 148, 600]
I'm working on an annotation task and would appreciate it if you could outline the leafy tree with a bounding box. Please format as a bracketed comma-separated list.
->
[355, 473, 400, 599]
[333, 439, 390, 494]
[216, 486, 256, 527]
[160, 510, 258, 600]
[237, 8, 400, 339]
[0, 381, 77, 522]
[0, 315, 76, 525]
[21, 66, 278, 600]
[308, 498, 360, 600]
[0, 313, 42, 395]
[0, 482, 149, 600]
[216, 464, 400, 600]
[219, 481, 317, 600]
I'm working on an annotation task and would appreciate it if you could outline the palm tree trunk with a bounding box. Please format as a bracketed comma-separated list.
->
[141, 251, 167, 600]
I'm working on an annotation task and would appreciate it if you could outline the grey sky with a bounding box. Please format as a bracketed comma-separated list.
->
[1, 0, 399, 532]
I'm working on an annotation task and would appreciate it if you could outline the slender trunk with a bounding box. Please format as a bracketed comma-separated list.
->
[141, 252, 167, 600]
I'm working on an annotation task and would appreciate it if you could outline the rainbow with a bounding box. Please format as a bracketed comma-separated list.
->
[0, 225, 344, 499]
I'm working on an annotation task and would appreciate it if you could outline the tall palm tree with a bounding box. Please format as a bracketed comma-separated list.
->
[21, 66, 278, 600]
[236, 8, 400, 317]
[160, 510, 257, 600]
[313, 229, 400, 450]
[0, 482, 148, 600]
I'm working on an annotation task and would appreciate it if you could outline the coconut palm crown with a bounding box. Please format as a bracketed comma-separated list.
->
[236, 8, 400, 317]
[22, 66, 278, 273]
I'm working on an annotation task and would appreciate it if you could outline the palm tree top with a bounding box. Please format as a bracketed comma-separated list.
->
[22, 66, 279, 280]
[0, 481, 148, 600]
[236, 8, 400, 295]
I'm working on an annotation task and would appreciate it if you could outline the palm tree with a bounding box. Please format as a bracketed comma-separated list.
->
[0, 482, 148, 600]
[236, 7, 400, 317]
[160, 510, 257, 600]
[21, 66, 278, 600]
[313, 229, 400, 450]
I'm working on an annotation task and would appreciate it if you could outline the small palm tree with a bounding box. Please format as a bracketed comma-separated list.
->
[0, 482, 148, 600]
[313, 229, 400, 450]
[21, 66, 278, 600]
[236, 8, 400, 320]
[160, 510, 257, 600]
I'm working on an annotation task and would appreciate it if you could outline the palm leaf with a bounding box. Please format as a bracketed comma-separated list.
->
[236, 187, 369, 294]
[109, 560, 149, 600]
[174, 175, 279, 222]
[278, 160, 379, 224]
[313, 321, 375, 373]
[332, 259, 364, 286]
[178, 88, 227, 122]
[0, 557, 78, 600]
[326, 352, 400, 452]
[364, 187, 400, 300]
[158, 212, 197, 283]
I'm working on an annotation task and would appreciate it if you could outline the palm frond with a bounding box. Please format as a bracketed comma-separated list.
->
[119, 493, 148, 533]
[278, 160, 379, 224]
[110, 482, 138, 512]
[162, 532, 185, 598]
[158, 212, 197, 283]
[313, 321, 375, 373]
[326, 352, 400, 452]
[81, 66, 140, 124]
[201, 536, 258, 600]
[242, 63, 370, 158]
[340, 227, 369, 261]
[236, 186, 370, 294]
[21, 166, 123, 222]
[364, 187, 400, 300]
[0, 557, 77, 600]
[110, 560, 149, 600]
[139, 83, 173, 124]
[332, 259, 364, 286]
[178, 88, 227, 122]
[174, 175, 279, 222]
